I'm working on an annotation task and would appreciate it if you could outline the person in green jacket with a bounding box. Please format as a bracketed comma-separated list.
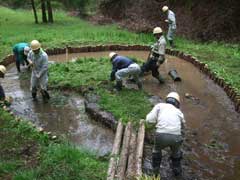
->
[13, 42, 30, 72]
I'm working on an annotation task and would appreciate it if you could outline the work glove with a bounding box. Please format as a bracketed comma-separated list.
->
[36, 73, 41, 78]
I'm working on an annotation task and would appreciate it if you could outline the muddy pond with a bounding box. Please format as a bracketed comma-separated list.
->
[3, 50, 240, 179]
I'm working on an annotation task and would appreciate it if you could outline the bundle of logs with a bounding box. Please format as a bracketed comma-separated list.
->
[107, 120, 145, 180]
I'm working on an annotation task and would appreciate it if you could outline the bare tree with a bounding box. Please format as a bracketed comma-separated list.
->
[31, 0, 38, 24]
[46, 0, 54, 23]
[41, 0, 48, 23]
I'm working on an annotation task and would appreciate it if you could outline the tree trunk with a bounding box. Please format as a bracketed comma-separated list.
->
[116, 122, 132, 180]
[107, 121, 124, 180]
[46, 0, 54, 23]
[135, 120, 145, 177]
[41, 0, 48, 23]
[30, 0, 38, 24]
[126, 132, 137, 179]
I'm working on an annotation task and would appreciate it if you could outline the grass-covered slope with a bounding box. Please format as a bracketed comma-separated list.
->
[0, 108, 107, 180]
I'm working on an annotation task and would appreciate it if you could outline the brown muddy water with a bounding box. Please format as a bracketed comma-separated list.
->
[2, 50, 240, 179]
[3, 64, 114, 156]
[49, 51, 240, 180]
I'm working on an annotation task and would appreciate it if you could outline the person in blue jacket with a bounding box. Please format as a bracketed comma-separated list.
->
[13, 42, 30, 72]
[109, 52, 142, 91]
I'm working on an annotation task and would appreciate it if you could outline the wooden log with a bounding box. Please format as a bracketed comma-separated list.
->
[107, 121, 124, 180]
[116, 122, 132, 180]
[135, 120, 145, 177]
[126, 131, 137, 179]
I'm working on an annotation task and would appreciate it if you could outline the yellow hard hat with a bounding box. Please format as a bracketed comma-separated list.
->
[0, 65, 6, 74]
[166, 92, 180, 103]
[30, 40, 41, 50]
[109, 52, 117, 59]
[162, 6, 169, 12]
[153, 27, 163, 34]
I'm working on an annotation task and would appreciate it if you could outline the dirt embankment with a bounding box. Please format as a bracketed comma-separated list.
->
[96, 0, 240, 42]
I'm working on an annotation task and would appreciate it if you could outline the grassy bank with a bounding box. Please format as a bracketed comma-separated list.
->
[0, 6, 152, 60]
[0, 6, 239, 93]
[0, 108, 108, 179]
[49, 57, 152, 123]
[175, 38, 240, 93]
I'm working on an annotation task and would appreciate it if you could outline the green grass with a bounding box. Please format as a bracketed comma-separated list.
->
[175, 37, 240, 93]
[49, 57, 152, 124]
[0, 108, 108, 179]
[0, 6, 239, 93]
[0, 6, 152, 60]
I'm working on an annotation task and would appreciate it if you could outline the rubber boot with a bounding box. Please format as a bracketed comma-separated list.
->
[137, 81, 142, 90]
[41, 90, 50, 102]
[170, 156, 182, 176]
[169, 40, 176, 48]
[158, 75, 165, 84]
[114, 81, 122, 91]
[32, 92, 37, 100]
[152, 152, 162, 177]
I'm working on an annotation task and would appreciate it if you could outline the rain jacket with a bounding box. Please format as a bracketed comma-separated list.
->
[13, 43, 29, 63]
[146, 103, 185, 135]
[28, 49, 48, 91]
[167, 10, 176, 30]
[151, 35, 167, 63]
[110, 55, 133, 81]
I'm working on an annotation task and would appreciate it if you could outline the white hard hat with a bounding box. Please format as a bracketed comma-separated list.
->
[30, 40, 41, 50]
[109, 52, 117, 59]
[24, 46, 30, 55]
[0, 65, 6, 75]
[162, 6, 169, 12]
[153, 27, 163, 34]
[166, 92, 180, 103]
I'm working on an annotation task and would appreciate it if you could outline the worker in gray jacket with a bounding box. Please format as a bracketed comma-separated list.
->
[141, 27, 166, 84]
[145, 92, 185, 176]
[28, 40, 50, 101]
[162, 6, 177, 48]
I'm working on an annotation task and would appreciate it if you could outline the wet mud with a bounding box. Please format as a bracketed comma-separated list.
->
[3, 65, 114, 156]
[2, 50, 240, 179]
[50, 51, 240, 180]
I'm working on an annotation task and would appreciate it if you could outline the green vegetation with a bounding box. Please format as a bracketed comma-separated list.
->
[49, 57, 152, 123]
[175, 38, 240, 94]
[1, 6, 239, 93]
[0, 108, 107, 179]
[0, 6, 152, 61]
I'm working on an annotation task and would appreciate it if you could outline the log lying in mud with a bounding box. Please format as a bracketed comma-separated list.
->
[107, 121, 124, 180]
[135, 120, 145, 177]
[116, 122, 132, 180]
[126, 131, 137, 179]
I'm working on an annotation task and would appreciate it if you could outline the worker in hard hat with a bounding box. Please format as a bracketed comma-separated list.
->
[13, 42, 30, 72]
[27, 40, 50, 101]
[109, 52, 142, 91]
[145, 92, 185, 177]
[162, 6, 177, 48]
[140, 27, 166, 84]
[0, 65, 7, 100]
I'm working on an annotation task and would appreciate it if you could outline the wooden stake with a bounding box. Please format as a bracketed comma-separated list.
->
[136, 120, 145, 177]
[107, 121, 124, 180]
[126, 131, 137, 179]
[116, 122, 132, 180]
